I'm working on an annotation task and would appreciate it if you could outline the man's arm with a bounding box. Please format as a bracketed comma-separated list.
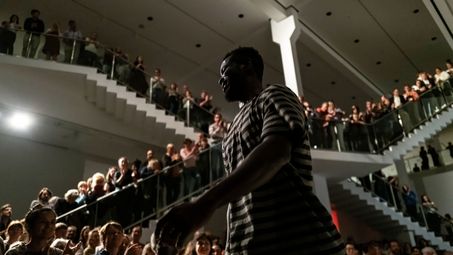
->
[196, 134, 291, 210]
[154, 133, 292, 248]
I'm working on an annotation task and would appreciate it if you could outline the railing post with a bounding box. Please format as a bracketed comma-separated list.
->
[93, 202, 99, 227]
[71, 39, 76, 64]
[389, 183, 398, 209]
[110, 54, 116, 79]
[185, 100, 191, 126]
[419, 204, 428, 228]
[156, 174, 161, 218]
[26, 33, 32, 58]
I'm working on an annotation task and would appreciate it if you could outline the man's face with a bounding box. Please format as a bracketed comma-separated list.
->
[67, 226, 77, 240]
[131, 226, 141, 241]
[345, 244, 355, 255]
[146, 150, 154, 160]
[118, 157, 128, 169]
[219, 55, 249, 102]
[31, 211, 56, 240]
[390, 241, 400, 253]
[2, 207, 12, 217]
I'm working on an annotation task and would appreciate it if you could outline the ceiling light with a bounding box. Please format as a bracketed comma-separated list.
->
[7, 111, 33, 131]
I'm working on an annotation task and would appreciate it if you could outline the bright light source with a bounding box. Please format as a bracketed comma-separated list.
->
[7, 112, 33, 131]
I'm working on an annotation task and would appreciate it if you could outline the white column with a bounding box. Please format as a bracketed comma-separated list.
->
[270, 15, 304, 97]
[394, 159, 413, 189]
[313, 174, 331, 212]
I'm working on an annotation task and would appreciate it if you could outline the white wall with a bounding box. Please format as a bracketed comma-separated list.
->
[0, 133, 84, 218]
[422, 171, 453, 216]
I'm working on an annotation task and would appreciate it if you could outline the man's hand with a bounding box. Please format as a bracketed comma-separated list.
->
[153, 201, 214, 252]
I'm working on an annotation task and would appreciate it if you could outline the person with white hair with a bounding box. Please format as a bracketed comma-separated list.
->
[421, 246, 437, 255]
[54, 189, 79, 217]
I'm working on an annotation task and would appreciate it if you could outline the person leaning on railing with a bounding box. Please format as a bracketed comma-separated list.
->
[22, 9, 44, 58]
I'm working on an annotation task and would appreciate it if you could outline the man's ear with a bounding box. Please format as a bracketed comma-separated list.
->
[240, 61, 255, 75]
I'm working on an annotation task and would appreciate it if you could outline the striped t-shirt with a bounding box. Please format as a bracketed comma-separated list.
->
[222, 84, 344, 255]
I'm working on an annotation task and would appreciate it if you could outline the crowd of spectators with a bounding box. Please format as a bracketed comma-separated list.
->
[0, 9, 221, 134]
[0, 206, 225, 255]
[301, 61, 453, 153]
[344, 238, 453, 255]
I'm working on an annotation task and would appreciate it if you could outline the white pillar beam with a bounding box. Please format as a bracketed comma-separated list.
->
[271, 15, 304, 97]
[313, 174, 332, 212]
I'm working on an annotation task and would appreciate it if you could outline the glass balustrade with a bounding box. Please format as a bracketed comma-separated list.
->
[56, 142, 224, 230]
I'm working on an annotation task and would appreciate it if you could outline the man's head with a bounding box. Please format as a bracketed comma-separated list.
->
[100, 221, 124, 249]
[31, 9, 40, 18]
[64, 189, 79, 204]
[130, 225, 142, 243]
[146, 150, 154, 161]
[78, 181, 88, 195]
[68, 20, 76, 30]
[55, 222, 68, 239]
[1, 204, 12, 217]
[389, 240, 401, 254]
[345, 242, 355, 255]
[25, 207, 57, 241]
[66, 225, 78, 242]
[421, 246, 436, 255]
[219, 47, 263, 102]
[38, 187, 52, 203]
[118, 156, 129, 170]
[166, 143, 175, 155]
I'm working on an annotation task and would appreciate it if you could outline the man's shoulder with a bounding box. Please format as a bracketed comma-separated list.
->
[260, 84, 298, 99]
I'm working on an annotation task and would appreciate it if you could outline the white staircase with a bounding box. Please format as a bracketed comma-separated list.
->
[331, 180, 452, 250]
[0, 55, 198, 148]
[83, 72, 198, 142]
[385, 106, 453, 159]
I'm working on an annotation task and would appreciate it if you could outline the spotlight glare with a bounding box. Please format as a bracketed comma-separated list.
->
[7, 112, 33, 131]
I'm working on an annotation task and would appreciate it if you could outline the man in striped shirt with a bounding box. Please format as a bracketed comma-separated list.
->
[154, 47, 344, 254]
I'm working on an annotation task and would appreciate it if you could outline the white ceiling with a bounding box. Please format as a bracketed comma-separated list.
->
[1, 0, 452, 119]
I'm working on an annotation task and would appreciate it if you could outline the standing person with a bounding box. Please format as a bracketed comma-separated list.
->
[427, 145, 441, 167]
[401, 185, 418, 220]
[154, 47, 344, 254]
[420, 146, 430, 170]
[22, 9, 45, 58]
[62, 20, 83, 64]
[42, 22, 60, 60]
[129, 56, 148, 97]
[180, 139, 199, 196]
[29, 187, 52, 210]
[150, 68, 166, 106]
[0, 204, 12, 235]
[5, 14, 20, 55]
